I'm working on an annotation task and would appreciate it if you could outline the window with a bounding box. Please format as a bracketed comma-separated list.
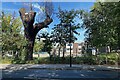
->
[67, 43, 72, 46]
[79, 48, 81, 50]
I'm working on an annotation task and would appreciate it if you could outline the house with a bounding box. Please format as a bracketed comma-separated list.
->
[51, 42, 85, 57]
[35, 36, 85, 57]
[65, 42, 84, 56]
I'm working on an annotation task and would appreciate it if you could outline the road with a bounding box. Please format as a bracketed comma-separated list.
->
[0, 64, 120, 80]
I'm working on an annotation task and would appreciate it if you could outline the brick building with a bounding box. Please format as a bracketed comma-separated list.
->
[65, 42, 84, 56]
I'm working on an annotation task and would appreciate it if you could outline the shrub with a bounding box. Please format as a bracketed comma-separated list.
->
[1, 53, 119, 65]
[0, 57, 12, 64]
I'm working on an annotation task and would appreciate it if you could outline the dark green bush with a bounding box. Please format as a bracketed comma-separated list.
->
[1, 53, 119, 65]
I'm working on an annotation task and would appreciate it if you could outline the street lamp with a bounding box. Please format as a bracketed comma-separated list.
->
[69, 23, 72, 67]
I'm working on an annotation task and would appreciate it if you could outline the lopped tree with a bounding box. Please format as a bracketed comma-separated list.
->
[19, 5, 53, 61]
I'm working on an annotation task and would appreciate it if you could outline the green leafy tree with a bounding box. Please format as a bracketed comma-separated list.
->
[40, 32, 53, 60]
[51, 8, 80, 59]
[34, 41, 44, 53]
[1, 12, 26, 60]
[80, 2, 120, 50]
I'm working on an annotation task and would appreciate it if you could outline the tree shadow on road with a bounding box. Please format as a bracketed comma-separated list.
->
[1, 64, 120, 80]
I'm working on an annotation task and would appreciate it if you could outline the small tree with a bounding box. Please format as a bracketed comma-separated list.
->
[51, 8, 80, 59]
[1, 12, 25, 60]
[40, 32, 53, 60]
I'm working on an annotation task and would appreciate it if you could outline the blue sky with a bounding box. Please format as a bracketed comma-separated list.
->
[2, 2, 94, 42]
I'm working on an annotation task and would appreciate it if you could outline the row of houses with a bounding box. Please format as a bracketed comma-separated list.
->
[35, 37, 112, 57]
[37, 38, 85, 57]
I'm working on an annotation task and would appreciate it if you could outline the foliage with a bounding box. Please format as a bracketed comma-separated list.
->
[1, 53, 119, 65]
[51, 8, 80, 58]
[0, 56, 12, 64]
[80, 2, 120, 49]
[1, 12, 27, 62]
[97, 53, 119, 65]
[34, 40, 44, 53]
[52, 8, 80, 44]
[40, 32, 53, 55]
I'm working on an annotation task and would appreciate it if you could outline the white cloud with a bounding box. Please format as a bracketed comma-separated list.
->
[32, 3, 40, 10]
[40, 28, 48, 33]
[32, 3, 46, 22]
[32, 3, 45, 12]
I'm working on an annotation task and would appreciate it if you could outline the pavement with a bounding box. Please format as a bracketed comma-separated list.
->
[0, 64, 120, 80]
[0, 64, 120, 71]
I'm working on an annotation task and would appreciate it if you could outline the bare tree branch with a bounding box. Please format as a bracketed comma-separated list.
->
[34, 15, 53, 31]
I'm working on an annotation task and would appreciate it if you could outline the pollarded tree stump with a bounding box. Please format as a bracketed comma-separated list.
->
[19, 8, 53, 61]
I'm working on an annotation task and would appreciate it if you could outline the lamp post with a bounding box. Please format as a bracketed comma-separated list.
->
[69, 23, 72, 67]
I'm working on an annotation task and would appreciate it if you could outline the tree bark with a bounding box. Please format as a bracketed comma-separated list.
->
[19, 8, 53, 61]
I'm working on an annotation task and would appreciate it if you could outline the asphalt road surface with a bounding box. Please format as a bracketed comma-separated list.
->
[1, 68, 120, 80]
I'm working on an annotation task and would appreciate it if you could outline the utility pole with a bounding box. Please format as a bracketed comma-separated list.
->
[69, 23, 72, 67]
[63, 23, 72, 67]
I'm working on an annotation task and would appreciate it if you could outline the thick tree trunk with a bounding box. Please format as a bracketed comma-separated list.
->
[19, 8, 53, 61]
[25, 38, 35, 60]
